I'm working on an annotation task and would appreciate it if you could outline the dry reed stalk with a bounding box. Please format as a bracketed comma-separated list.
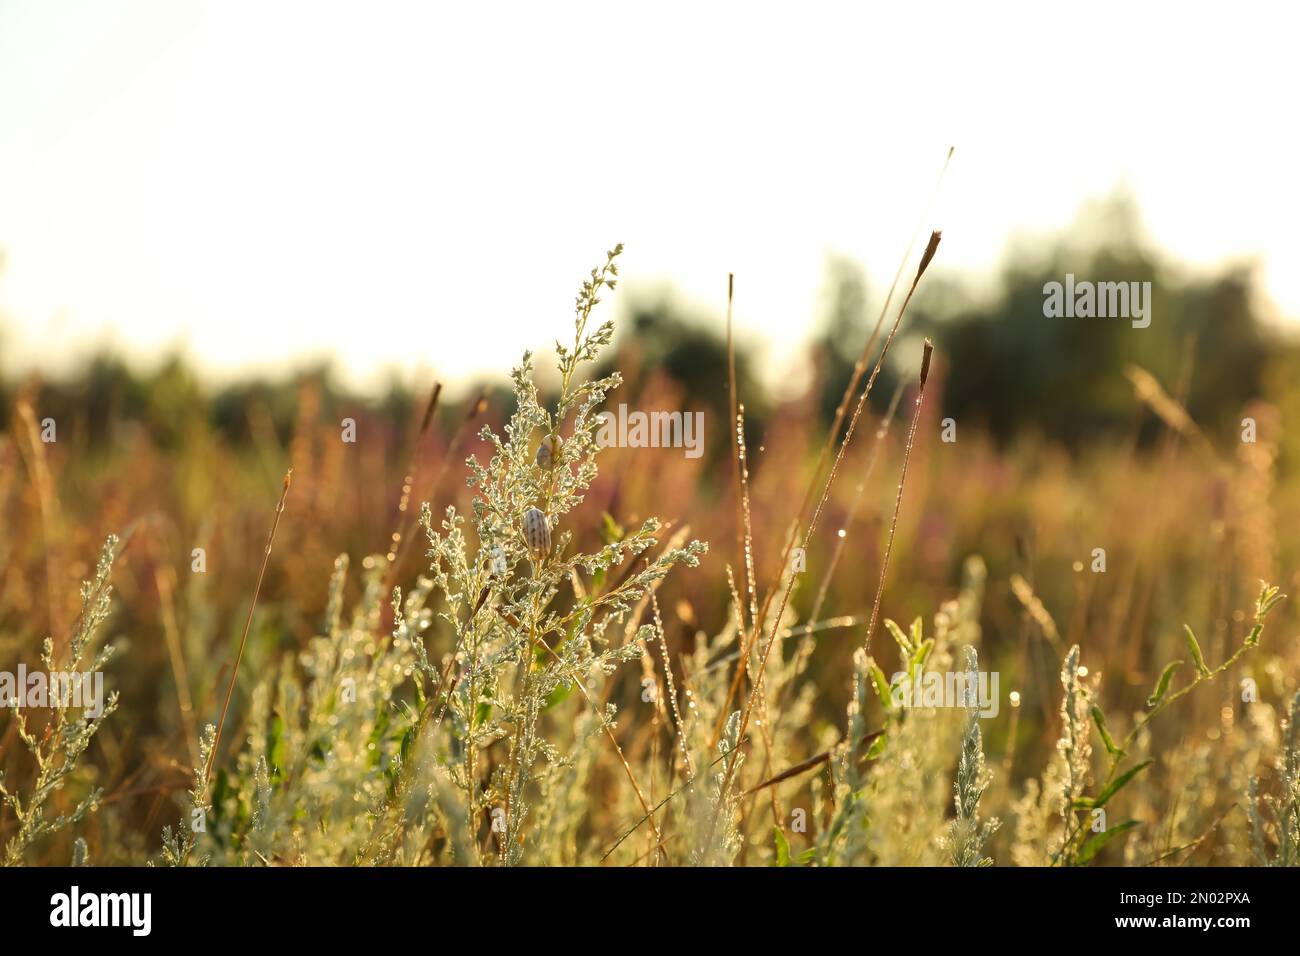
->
[13, 399, 64, 652]
[808, 376, 907, 625]
[204, 467, 292, 786]
[531, 630, 669, 865]
[766, 380, 906, 733]
[148, 529, 199, 767]
[384, 388, 487, 592]
[722, 401, 780, 849]
[743, 729, 885, 796]
[863, 339, 934, 653]
[712, 151, 950, 744]
[384, 382, 441, 564]
[1124, 364, 1216, 461]
[1009, 573, 1063, 652]
[723, 404, 764, 732]
[704, 238, 942, 854]
[650, 592, 692, 780]
[725, 274, 750, 631]
[373, 381, 443, 635]
[599, 751, 731, 863]
[736, 407, 760, 646]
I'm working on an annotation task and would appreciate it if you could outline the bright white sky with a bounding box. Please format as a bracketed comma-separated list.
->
[1, 0, 1297, 393]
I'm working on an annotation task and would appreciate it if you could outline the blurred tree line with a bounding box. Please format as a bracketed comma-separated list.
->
[594, 195, 1287, 459]
[598, 195, 1287, 459]
[3, 194, 1294, 460]
[906, 194, 1276, 447]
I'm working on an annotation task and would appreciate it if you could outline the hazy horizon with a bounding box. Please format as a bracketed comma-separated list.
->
[3, 0, 1298, 394]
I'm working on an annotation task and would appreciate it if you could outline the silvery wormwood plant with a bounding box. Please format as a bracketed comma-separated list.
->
[411, 244, 707, 864]
[155, 247, 704, 867]
[1, 537, 120, 866]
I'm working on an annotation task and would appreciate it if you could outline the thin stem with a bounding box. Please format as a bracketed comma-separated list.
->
[204, 468, 292, 788]
[712, 149, 952, 746]
[701, 238, 941, 858]
[864, 340, 933, 653]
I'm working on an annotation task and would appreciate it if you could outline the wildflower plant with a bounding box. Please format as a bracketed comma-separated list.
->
[944, 645, 999, 866]
[10, 243, 1297, 872]
[1048, 582, 1285, 866]
[1050, 644, 1095, 865]
[1249, 691, 1300, 865]
[813, 558, 987, 866]
[159, 724, 216, 866]
[172, 245, 707, 867]
[1, 537, 121, 866]
[432, 243, 707, 863]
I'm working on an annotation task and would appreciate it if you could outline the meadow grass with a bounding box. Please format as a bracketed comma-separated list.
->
[1, 243, 1298, 867]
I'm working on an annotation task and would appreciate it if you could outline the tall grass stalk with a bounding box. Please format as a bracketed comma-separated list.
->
[204, 467, 293, 787]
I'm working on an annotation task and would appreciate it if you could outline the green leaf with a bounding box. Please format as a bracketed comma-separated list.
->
[1090, 704, 1125, 757]
[386, 726, 416, 794]
[1255, 582, 1284, 620]
[1147, 660, 1182, 707]
[543, 683, 573, 711]
[413, 674, 427, 710]
[1093, 759, 1154, 809]
[772, 826, 791, 867]
[868, 661, 894, 708]
[884, 619, 913, 657]
[1183, 625, 1211, 678]
[268, 714, 287, 778]
[865, 733, 888, 760]
[600, 512, 625, 545]
[399, 724, 416, 764]
[367, 705, 392, 767]
[1077, 820, 1141, 864]
[211, 769, 232, 822]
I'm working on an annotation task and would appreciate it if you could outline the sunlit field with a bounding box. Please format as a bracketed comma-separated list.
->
[4, 213, 1300, 868]
[4, 4, 1300, 888]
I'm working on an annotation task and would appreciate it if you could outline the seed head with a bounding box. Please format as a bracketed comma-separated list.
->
[916, 230, 941, 281]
